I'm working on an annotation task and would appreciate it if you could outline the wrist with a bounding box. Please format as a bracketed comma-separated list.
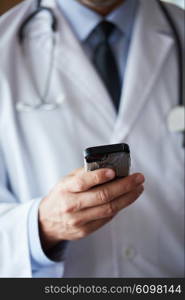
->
[38, 199, 60, 252]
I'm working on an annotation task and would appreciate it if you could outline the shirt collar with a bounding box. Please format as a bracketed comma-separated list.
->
[57, 0, 138, 41]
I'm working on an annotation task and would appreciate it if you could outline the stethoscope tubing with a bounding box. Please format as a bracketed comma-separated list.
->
[16, 0, 184, 145]
[18, 0, 183, 107]
[157, 0, 184, 107]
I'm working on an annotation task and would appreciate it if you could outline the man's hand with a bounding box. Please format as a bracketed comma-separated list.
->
[39, 168, 145, 251]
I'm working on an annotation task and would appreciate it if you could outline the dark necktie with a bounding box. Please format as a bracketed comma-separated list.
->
[92, 21, 122, 112]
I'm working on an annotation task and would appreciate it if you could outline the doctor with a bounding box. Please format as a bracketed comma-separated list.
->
[0, 0, 184, 278]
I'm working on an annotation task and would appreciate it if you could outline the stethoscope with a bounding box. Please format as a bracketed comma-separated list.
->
[16, 0, 184, 145]
[16, 0, 59, 111]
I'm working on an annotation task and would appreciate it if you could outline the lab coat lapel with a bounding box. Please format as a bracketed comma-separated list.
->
[111, 0, 174, 142]
[53, 7, 116, 126]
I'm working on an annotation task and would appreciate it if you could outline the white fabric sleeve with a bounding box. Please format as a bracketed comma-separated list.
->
[0, 147, 64, 278]
[0, 144, 32, 277]
[28, 197, 66, 277]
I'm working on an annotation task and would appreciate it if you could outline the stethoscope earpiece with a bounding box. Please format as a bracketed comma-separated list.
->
[16, 102, 59, 112]
[16, 102, 41, 112]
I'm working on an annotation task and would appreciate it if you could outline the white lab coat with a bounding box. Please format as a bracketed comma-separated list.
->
[0, 0, 184, 278]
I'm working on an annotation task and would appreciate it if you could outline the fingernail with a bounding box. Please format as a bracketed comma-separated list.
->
[135, 174, 145, 184]
[106, 169, 115, 179]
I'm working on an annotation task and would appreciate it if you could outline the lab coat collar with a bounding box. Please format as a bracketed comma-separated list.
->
[53, 4, 117, 127]
[41, 0, 175, 141]
[17, 0, 116, 127]
[111, 0, 175, 142]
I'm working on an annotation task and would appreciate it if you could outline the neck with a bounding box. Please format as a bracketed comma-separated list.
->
[76, 0, 125, 16]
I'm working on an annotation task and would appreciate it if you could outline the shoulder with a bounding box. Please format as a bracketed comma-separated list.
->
[163, 2, 184, 17]
[162, 2, 184, 48]
[163, 2, 184, 28]
[0, 0, 35, 47]
[0, 0, 35, 107]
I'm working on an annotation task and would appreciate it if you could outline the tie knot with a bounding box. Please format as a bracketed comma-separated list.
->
[93, 21, 115, 42]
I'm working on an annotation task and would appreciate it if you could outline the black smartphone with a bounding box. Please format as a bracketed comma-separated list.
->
[84, 143, 131, 178]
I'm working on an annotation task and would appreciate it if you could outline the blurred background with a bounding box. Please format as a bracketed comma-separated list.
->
[0, 0, 184, 16]
[163, 0, 185, 9]
[162, 0, 184, 8]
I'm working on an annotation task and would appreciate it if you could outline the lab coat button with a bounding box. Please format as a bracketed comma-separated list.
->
[124, 247, 136, 260]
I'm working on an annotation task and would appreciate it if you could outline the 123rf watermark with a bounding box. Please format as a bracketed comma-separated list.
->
[43, 284, 182, 296]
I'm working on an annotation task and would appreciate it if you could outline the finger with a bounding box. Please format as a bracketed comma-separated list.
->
[77, 173, 145, 210]
[71, 185, 144, 226]
[110, 184, 144, 213]
[76, 217, 113, 239]
[61, 168, 115, 193]
[68, 167, 83, 176]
